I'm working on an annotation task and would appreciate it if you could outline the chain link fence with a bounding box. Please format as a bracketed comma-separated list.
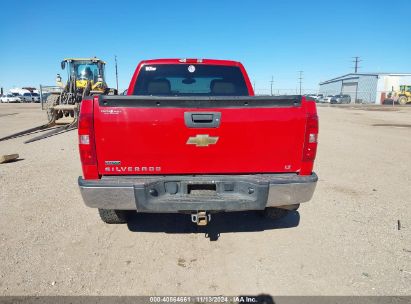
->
[39, 85, 62, 110]
[254, 87, 405, 104]
[253, 88, 318, 96]
[319, 90, 404, 104]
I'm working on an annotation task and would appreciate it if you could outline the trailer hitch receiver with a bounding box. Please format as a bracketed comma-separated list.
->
[191, 211, 211, 226]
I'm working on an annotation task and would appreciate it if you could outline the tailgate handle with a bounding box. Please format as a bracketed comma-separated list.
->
[192, 114, 213, 123]
[184, 112, 221, 128]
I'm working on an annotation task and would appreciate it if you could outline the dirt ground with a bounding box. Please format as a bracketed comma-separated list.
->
[0, 103, 410, 296]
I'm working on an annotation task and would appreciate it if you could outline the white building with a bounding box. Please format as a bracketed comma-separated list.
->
[319, 73, 411, 104]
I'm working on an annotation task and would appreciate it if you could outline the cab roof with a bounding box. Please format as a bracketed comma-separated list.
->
[63, 58, 106, 64]
[140, 58, 243, 67]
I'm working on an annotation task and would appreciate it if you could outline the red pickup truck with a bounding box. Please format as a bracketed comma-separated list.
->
[78, 58, 318, 225]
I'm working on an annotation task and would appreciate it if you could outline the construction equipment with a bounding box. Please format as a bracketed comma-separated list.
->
[0, 57, 115, 143]
[384, 85, 411, 105]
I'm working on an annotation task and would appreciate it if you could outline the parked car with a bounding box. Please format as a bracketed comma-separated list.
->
[19, 92, 34, 102]
[330, 94, 351, 104]
[306, 94, 323, 102]
[31, 92, 40, 103]
[0, 93, 23, 103]
[319, 95, 334, 103]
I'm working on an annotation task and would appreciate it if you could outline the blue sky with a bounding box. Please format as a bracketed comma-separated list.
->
[1, 0, 410, 94]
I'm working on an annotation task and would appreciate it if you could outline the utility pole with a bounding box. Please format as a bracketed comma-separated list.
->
[253, 81, 256, 93]
[298, 71, 303, 95]
[270, 75, 274, 96]
[352, 56, 361, 73]
[115, 55, 119, 92]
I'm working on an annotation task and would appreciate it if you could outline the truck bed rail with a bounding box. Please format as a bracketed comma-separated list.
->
[99, 95, 302, 108]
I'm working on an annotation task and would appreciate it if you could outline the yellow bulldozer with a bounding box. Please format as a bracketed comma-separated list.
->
[385, 85, 411, 105]
[0, 57, 116, 143]
[45, 58, 110, 122]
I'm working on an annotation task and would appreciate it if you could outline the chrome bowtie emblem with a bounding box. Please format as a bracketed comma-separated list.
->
[186, 134, 219, 147]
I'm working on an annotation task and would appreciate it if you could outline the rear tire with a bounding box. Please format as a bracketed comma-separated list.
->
[98, 209, 129, 224]
[263, 208, 288, 220]
[263, 205, 299, 220]
[45, 94, 60, 121]
[398, 96, 408, 105]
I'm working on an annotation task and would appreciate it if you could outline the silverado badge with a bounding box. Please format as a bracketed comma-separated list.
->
[187, 134, 219, 147]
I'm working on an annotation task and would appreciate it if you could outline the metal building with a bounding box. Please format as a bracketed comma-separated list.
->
[319, 73, 411, 104]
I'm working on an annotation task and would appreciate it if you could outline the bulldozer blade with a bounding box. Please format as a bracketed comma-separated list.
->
[0, 121, 56, 142]
[24, 119, 77, 144]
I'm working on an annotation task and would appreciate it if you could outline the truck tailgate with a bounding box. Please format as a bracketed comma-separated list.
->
[94, 96, 307, 175]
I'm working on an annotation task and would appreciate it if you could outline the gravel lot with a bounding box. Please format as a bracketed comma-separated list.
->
[0, 103, 410, 296]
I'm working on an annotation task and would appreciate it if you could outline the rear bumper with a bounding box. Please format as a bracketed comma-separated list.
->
[78, 173, 317, 212]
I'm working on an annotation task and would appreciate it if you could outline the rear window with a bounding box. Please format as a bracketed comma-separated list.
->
[133, 64, 249, 96]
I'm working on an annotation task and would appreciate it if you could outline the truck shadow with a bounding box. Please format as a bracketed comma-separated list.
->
[126, 211, 299, 241]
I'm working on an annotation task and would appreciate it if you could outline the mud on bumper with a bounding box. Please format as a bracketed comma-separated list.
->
[78, 173, 317, 212]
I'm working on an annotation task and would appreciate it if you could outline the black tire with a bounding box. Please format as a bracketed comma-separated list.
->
[398, 96, 408, 105]
[45, 94, 60, 121]
[263, 208, 289, 220]
[263, 204, 299, 220]
[98, 209, 129, 224]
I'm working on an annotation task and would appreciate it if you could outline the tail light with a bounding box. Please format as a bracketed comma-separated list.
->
[300, 113, 318, 175]
[179, 58, 203, 63]
[78, 98, 99, 179]
[303, 114, 319, 161]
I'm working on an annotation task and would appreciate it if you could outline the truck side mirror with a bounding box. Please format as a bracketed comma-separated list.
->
[61, 61, 66, 70]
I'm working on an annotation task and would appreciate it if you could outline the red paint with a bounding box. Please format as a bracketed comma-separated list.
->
[79, 59, 318, 179]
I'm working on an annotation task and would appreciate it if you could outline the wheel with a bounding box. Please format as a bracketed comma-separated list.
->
[263, 204, 299, 220]
[98, 208, 130, 224]
[44, 94, 60, 121]
[263, 208, 289, 220]
[398, 96, 408, 105]
[82, 81, 92, 100]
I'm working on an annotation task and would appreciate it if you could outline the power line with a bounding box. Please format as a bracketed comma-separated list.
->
[270, 75, 274, 96]
[115, 55, 119, 92]
[352, 56, 361, 73]
[298, 71, 303, 95]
